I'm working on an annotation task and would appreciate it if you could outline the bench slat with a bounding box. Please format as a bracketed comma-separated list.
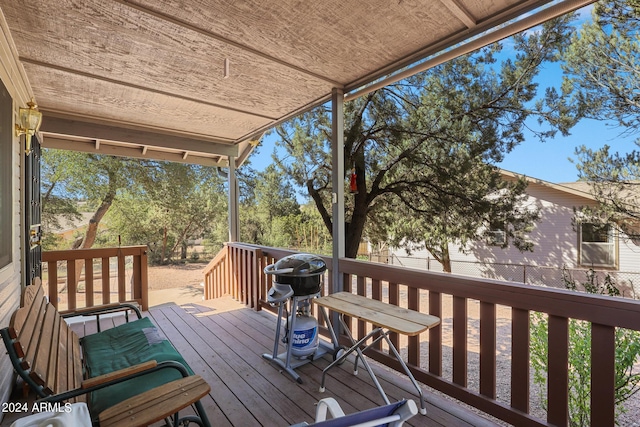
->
[30, 304, 57, 389]
[57, 320, 69, 394]
[71, 326, 83, 401]
[10, 283, 45, 338]
[44, 310, 62, 394]
[9, 285, 46, 357]
[21, 297, 47, 369]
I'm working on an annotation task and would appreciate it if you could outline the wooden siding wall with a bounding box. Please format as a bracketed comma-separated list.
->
[0, 9, 34, 417]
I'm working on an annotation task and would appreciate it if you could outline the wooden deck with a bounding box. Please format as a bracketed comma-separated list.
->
[2, 297, 501, 427]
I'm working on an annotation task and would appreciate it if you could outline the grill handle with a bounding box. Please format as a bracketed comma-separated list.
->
[264, 264, 294, 275]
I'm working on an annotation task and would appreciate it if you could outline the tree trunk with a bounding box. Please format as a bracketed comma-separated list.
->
[441, 244, 452, 273]
[79, 192, 115, 249]
[161, 226, 168, 263]
[180, 242, 187, 259]
[74, 184, 116, 287]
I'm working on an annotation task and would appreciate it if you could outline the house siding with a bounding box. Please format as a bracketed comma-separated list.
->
[0, 9, 32, 416]
[388, 177, 640, 290]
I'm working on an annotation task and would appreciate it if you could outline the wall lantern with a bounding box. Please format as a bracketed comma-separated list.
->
[15, 98, 43, 155]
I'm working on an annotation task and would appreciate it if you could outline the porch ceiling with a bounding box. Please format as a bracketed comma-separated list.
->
[1, 0, 588, 167]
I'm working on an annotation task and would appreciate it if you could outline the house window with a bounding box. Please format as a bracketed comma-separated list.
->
[0, 80, 12, 269]
[487, 221, 506, 246]
[579, 223, 617, 268]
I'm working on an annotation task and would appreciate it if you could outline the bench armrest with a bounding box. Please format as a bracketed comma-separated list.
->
[81, 360, 158, 389]
[60, 302, 142, 324]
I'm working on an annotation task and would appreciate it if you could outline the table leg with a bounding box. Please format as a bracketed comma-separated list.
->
[320, 316, 390, 406]
[380, 330, 427, 415]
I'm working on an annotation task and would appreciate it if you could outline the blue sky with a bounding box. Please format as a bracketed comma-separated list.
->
[247, 3, 639, 186]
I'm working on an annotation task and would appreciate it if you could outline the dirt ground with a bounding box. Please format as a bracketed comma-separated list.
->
[146, 263, 208, 307]
[147, 263, 206, 290]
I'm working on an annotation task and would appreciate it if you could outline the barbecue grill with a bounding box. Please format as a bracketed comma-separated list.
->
[262, 254, 336, 383]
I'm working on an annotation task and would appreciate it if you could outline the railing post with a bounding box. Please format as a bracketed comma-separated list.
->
[330, 87, 345, 339]
[140, 248, 149, 311]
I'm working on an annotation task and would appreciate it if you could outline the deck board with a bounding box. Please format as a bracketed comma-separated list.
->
[146, 298, 500, 427]
[1, 296, 501, 427]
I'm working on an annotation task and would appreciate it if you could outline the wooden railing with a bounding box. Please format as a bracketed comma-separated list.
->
[204, 243, 640, 427]
[204, 243, 267, 308]
[42, 245, 149, 311]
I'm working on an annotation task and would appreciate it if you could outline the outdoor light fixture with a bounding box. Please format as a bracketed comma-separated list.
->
[15, 98, 43, 155]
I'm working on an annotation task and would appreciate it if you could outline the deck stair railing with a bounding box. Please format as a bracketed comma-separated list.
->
[41, 245, 149, 311]
[204, 243, 640, 427]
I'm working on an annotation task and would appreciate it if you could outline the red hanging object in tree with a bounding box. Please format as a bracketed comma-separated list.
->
[349, 168, 358, 194]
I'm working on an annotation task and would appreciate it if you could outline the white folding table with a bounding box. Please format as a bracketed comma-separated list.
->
[314, 292, 440, 415]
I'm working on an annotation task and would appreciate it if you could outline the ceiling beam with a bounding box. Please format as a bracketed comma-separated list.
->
[40, 115, 239, 158]
[439, 0, 476, 28]
[42, 136, 227, 167]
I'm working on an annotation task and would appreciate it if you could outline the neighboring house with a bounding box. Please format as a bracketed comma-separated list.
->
[47, 212, 98, 244]
[386, 171, 640, 293]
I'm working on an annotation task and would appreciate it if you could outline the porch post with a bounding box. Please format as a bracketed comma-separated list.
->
[228, 156, 239, 242]
[331, 87, 345, 296]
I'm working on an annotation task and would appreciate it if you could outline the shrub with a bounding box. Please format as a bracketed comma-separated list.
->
[530, 269, 640, 426]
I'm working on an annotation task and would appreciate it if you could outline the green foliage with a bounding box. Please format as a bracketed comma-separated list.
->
[41, 148, 228, 264]
[530, 269, 640, 426]
[236, 159, 331, 253]
[546, 0, 640, 241]
[41, 149, 136, 249]
[571, 144, 640, 241]
[108, 161, 227, 264]
[274, 16, 574, 259]
[559, 0, 640, 132]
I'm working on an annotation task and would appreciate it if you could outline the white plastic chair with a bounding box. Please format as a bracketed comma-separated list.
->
[290, 398, 418, 427]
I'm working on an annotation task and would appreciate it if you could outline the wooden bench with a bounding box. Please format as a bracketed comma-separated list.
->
[1, 279, 211, 426]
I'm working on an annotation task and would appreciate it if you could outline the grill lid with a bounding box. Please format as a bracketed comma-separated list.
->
[265, 253, 326, 277]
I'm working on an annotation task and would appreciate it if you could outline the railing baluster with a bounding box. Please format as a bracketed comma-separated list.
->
[591, 323, 615, 427]
[241, 249, 248, 305]
[511, 307, 530, 413]
[389, 282, 399, 351]
[548, 315, 569, 427]
[429, 290, 442, 376]
[357, 275, 366, 339]
[408, 287, 419, 366]
[117, 253, 126, 302]
[372, 279, 382, 351]
[67, 259, 77, 310]
[453, 295, 467, 387]
[85, 258, 94, 308]
[480, 301, 496, 398]
[101, 256, 110, 304]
